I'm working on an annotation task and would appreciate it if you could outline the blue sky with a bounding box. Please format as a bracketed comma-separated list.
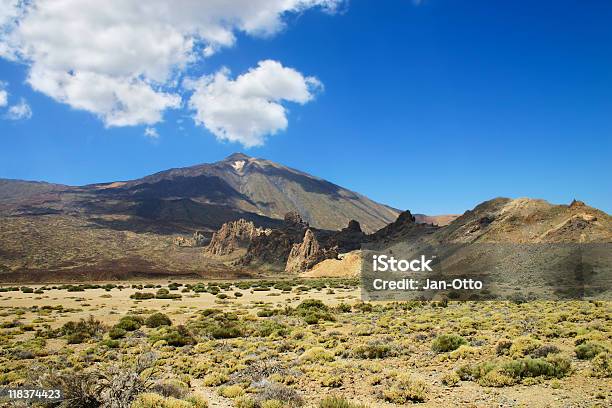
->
[1, 0, 611, 215]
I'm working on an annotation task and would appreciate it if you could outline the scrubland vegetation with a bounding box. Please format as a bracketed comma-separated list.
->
[0, 279, 609, 407]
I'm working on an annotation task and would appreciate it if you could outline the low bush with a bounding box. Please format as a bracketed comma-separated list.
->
[146, 312, 172, 328]
[218, 385, 244, 398]
[115, 315, 144, 331]
[202, 372, 228, 386]
[255, 383, 303, 407]
[458, 355, 572, 387]
[299, 347, 334, 363]
[351, 340, 395, 359]
[156, 288, 182, 300]
[163, 325, 196, 347]
[319, 396, 367, 408]
[575, 342, 607, 360]
[256, 320, 290, 337]
[590, 352, 611, 378]
[381, 374, 429, 403]
[108, 326, 127, 339]
[432, 334, 467, 353]
[60, 316, 105, 343]
[130, 292, 155, 300]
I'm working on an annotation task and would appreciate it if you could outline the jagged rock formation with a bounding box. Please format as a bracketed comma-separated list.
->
[173, 230, 207, 247]
[205, 219, 270, 256]
[329, 219, 367, 252]
[285, 229, 338, 273]
[240, 212, 310, 269]
[368, 210, 439, 244]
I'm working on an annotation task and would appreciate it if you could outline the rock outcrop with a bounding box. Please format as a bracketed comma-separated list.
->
[330, 219, 367, 252]
[205, 219, 270, 256]
[240, 212, 310, 269]
[368, 210, 438, 244]
[173, 230, 207, 247]
[285, 229, 338, 273]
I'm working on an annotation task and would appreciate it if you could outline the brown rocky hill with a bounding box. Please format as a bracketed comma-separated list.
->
[432, 198, 612, 244]
[361, 198, 612, 300]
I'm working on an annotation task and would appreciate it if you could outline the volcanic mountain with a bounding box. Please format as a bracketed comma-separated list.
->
[0, 153, 401, 280]
[0, 153, 399, 233]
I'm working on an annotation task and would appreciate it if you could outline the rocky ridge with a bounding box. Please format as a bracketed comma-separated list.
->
[205, 219, 270, 256]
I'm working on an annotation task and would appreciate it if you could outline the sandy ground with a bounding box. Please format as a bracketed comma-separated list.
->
[0, 282, 610, 407]
[0, 281, 359, 328]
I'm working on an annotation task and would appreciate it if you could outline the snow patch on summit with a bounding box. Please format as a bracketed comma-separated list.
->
[231, 160, 246, 173]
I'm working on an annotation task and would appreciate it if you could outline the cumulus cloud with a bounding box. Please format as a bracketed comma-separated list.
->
[5, 98, 32, 120]
[144, 127, 159, 139]
[0, 0, 341, 128]
[186, 60, 322, 147]
[0, 81, 7, 107]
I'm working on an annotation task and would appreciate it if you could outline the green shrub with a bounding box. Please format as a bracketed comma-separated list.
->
[509, 336, 541, 357]
[202, 372, 228, 386]
[590, 352, 611, 378]
[336, 303, 352, 313]
[299, 347, 334, 363]
[66, 332, 88, 344]
[351, 340, 394, 359]
[60, 316, 105, 342]
[102, 339, 120, 348]
[432, 334, 467, 353]
[156, 288, 182, 300]
[218, 385, 244, 398]
[211, 326, 242, 339]
[256, 320, 290, 337]
[319, 396, 367, 408]
[295, 300, 334, 324]
[296, 299, 328, 311]
[108, 327, 127, 339]
[458, 355, 572, 387]
[321, 375, 343, 388]
[115, 315, 144, 331]
[500, 356, 571, 379]
[257, 309, 275, 317]
[381, 375, 429, 403]
[575, 342, 607, 360]
[190, 312, 244, 339]
[162, 325, 196, 347]
[145, 312, 172, 328]
[130, 292, 155, 300]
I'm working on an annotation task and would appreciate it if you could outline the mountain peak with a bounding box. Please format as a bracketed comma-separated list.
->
[224, 152, 252, 162]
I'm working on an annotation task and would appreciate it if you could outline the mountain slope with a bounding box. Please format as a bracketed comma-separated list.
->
[0, 153, 399, 233]
[102, 153, 400, 232]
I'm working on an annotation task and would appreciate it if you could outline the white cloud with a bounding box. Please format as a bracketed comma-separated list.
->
[144, 127, 159, 139]
[5, 98, 32, 120]
[0, 81, 7, 107]
[187, 60, 322, 147]
[0, 0, 341, 128]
